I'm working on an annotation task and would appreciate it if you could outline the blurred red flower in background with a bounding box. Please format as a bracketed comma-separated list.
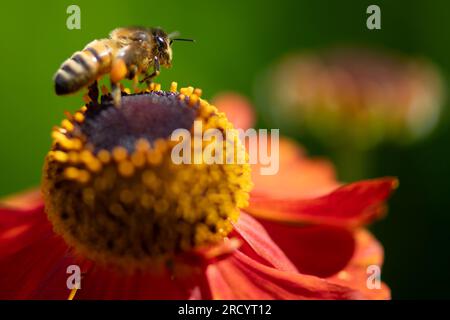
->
[256, 48, 444, 149]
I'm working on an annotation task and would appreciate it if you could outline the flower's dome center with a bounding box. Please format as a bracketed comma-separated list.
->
[82, 92, 196, 153]
[42, 84, 252, 268]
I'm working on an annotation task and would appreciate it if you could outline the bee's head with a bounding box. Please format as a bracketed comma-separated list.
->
[150, 28, 172, 68]
[151, 28, 194, 68]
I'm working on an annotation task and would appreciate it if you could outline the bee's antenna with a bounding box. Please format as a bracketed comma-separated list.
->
[168, 31, 195, 45]
[172, 38, 195, 42]
[169, 38, 195, 45]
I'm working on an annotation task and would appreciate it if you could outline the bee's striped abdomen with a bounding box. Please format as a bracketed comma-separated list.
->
[54, 39, 115, 95]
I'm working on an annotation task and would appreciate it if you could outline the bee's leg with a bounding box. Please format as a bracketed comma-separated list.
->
[140, 57, 160, 85]
[111, 81, 121, 107]
[132, 76, 139, 93]
[110, 58, 128, 107]
[127, 65, 139, 93]
[87, 80, 99, 105]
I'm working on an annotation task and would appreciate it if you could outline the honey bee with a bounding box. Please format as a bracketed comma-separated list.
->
[54, 27, 193, 105]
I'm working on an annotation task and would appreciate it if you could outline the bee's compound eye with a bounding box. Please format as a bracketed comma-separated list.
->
[156, 36, 165, 48]
[135, 32, 148, 42]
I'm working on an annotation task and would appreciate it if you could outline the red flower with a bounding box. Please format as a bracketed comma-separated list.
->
[0, 86, 396, 300]
[256, 48, 444, 147]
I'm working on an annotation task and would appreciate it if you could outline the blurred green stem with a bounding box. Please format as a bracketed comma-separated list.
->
[333, 146, 372, 182]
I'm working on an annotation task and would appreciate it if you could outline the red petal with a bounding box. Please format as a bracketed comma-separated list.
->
[206, 250, 361, 299]
[250, 137, 339, 199]
[75, 263, 211, 299]
[0, 194, 210, 299]
[0, 202, 75, 299]
[0, 189, 213, 299]
[213, 93, 255, 130]
[191, 237, 242, 262]
[248, 177, 398, 227]
[257, 220, 355, 277]
[328, 229, 391, 300]
[231, 212, 298, 272]
[0, 188, 43, 211]
[0, 201, 50, 258]
[0, 190, 384, 300]
[0, 218, 210, 299]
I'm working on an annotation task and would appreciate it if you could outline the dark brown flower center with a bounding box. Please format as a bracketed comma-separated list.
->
[78, 92, 197, 153]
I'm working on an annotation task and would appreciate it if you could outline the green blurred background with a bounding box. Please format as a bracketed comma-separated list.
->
[1, 0, 449, 299]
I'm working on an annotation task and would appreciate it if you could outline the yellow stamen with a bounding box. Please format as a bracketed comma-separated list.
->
[74, 112, 85, 123]
[61, 119, 74, 132]
[193, 88, 202, 97]
[147, 149, 163, 166]
[180, 86, 194, 96]
[52, 131, 82, 151]
[170, 82, 178, 93]
[68, 288, 78, 300]
[68, 151, 79, 163]
[136, 138, 150, 152]
[118, 161, 135, 177]
[97, 149, 111, 164]
[112, 146, 128, 162]
[64, 167, 80, 180]
[131, 151, 146, 168]
[189, 94, 199, 106]
[51, 151, 69, 163]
